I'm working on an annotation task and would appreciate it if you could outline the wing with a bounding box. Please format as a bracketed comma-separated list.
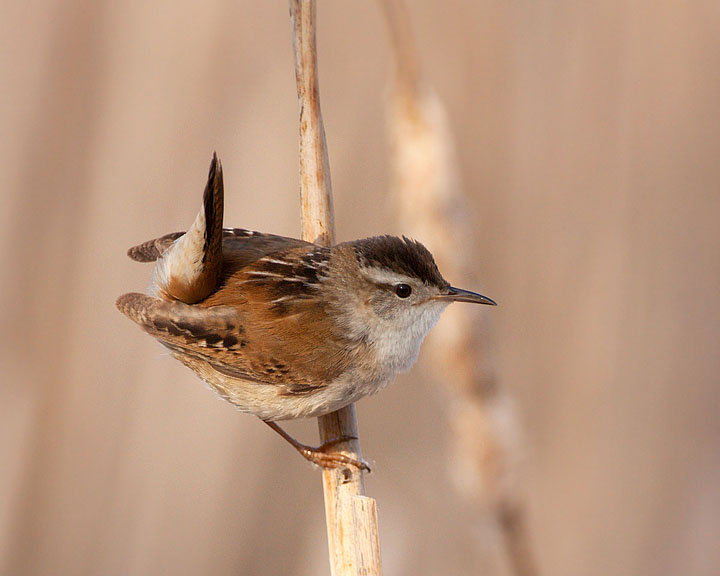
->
[115, 291, 339, 395]
[116, 291, 276, 384]
[199, 243, 364, 396]
[127, 232, 185, 262]
[127, 228, 302, 262]
[116, 293, 242, 352]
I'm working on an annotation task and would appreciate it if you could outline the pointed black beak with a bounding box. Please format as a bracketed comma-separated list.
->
[441, 286, 497, 305]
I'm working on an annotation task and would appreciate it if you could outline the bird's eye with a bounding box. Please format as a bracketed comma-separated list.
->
[394, 283, 412, 298]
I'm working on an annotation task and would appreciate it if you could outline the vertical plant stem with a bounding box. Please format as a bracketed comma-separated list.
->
[288, 2, 382, 575]
[289, 0, 334, 247]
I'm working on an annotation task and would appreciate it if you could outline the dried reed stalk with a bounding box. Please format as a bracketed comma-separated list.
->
[380, 2, 537, 575]
[288, 2, 382, 575]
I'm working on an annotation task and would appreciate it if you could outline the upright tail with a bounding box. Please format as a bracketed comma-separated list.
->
[150, 153, 225, 303]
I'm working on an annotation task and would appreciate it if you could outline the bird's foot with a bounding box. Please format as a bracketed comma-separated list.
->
[264, 421, 371, 472]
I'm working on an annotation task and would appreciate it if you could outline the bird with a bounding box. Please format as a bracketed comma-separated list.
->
[116, 153, 496, 469]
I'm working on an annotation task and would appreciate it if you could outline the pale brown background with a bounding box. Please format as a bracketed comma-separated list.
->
[1, 1, 719, 575]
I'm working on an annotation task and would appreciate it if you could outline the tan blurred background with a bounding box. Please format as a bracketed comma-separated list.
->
[2, 1, 719, 575]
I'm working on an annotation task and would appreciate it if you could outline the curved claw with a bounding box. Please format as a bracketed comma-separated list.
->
[264, 421, 371, 472]
[299, 446, 372, 472]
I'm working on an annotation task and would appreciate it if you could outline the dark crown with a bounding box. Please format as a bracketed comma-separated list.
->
[352, 235, 449, 288]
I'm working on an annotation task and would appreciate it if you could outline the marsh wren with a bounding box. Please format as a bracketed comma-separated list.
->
[117, 154, 496, 469]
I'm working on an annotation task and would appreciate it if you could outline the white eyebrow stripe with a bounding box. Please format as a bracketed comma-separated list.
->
[361, 267, 412, 286]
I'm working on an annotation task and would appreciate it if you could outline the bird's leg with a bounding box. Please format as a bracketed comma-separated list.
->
[263, 420, 371, 472]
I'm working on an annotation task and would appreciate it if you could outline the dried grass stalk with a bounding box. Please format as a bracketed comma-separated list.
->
[380, 1, 536, 575]
[288, 2, 382, 574]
